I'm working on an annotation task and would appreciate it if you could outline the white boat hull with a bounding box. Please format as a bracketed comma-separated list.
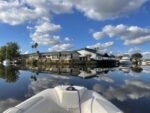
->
[3, 59, 10, 67]
[119, 60, 131, 66]
[3, 85, 122, 113]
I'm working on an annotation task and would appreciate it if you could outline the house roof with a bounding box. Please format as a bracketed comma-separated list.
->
[21, 50, 80, 56]
[79, 48, 105, 56]
[41, 51, 80, 55]
[80, 48, 97, 53]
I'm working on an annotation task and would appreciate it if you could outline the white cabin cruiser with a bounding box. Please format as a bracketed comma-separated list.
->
[3, 85, 122, 113]
[78, 70, 97, 79]
[119, 55, 131, 66]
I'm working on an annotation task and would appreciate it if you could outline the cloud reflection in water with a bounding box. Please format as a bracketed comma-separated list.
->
[0, 98, 20, 112]
[26, 74, 70, 97]
[93, 79, 150, 101]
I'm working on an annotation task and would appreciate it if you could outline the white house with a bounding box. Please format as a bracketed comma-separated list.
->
[77, 48, 103, 61]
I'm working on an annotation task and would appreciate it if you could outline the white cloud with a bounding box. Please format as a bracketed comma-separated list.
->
[20, 49, 30, 54]
[93, 31, 105, 40]
[93, 24, 150, 45]
[0, 0, 148, 52]
[29, 18, 72, 49]
[142, 52, 150, 59]
[0, 0, 73, 52]
[35, 21, 61, 33]
[102, 42, 114, 48]
[0, 0, 148, 25]
[69, 0, 147, 20]
[31, 32, 61, 45]
[0, 0, 44, 25]
[48, 43, 72, 52]
[24, 51, 29, 54]
[29, 17, 72, 51]
[87, 42, 114, 54]
[30, 20, 73, 51]
[128, 47, 141, 54]
[87, 42, 114, 50]
[46, 0, 73, 14]
[0, 0, 73, 25]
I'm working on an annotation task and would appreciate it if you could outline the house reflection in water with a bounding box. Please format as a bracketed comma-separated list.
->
[119, 66, 131, 73]
[0, 64, 145, 83]
[21, 65, 118, 79]
[20, 48, 118, 66]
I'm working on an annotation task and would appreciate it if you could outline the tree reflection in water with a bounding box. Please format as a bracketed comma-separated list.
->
[131, 66, 143, 73]
[30, 72, 38, 82]
[0, 65, 19, 83]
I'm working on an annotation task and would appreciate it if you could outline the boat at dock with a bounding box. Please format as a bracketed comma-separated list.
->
[3, 85, 122, 113]
[3, 46, 10, 67]
[3, 59, 10, 67]
[119, 55, 131, 66]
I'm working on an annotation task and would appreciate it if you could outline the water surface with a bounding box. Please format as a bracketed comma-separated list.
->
[0, 65, 150, 113]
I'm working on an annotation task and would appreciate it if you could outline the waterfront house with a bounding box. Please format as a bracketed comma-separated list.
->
[77, 48, 103, 61]
[21, 53, 39, 63]
[58, 51, 80, 62]
[77, 48, 117, 61]
[21, 51, 80, 64]
[142, 60, 147, 66]
[142, 59, 150, 65]
[146, 60, 150, 65]
[20, 48, 118, 66]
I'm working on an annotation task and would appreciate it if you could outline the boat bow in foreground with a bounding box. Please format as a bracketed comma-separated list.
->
[4, 85, 123, 113]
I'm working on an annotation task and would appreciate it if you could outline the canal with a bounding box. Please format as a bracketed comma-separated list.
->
[0, 65, 150, 113]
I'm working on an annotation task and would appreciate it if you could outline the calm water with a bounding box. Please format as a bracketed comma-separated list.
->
[0, 65, 150, 113]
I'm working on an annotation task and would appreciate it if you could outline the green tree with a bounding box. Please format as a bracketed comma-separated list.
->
[0, 42, 20, 62]
[0, 46, 6, 62]
[131, 53, 143, 65]
[131, 66, 143, 73]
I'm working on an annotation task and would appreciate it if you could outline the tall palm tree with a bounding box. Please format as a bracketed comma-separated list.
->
[31, 42, 38, 49]
[34, 43, 38, 48]
[31, 42, 39, 62]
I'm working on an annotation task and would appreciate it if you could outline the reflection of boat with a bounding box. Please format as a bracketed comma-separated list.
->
[3, 59, 10, 67]
[119, 55, 131, 66]
[78, 69, 97, 79]
[4, 85, 122, 113]
[119, 66, 130, 73]
[3, 46, 10, 67]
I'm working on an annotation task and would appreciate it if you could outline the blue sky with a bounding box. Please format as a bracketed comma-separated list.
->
[0, 0, 150, 55]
